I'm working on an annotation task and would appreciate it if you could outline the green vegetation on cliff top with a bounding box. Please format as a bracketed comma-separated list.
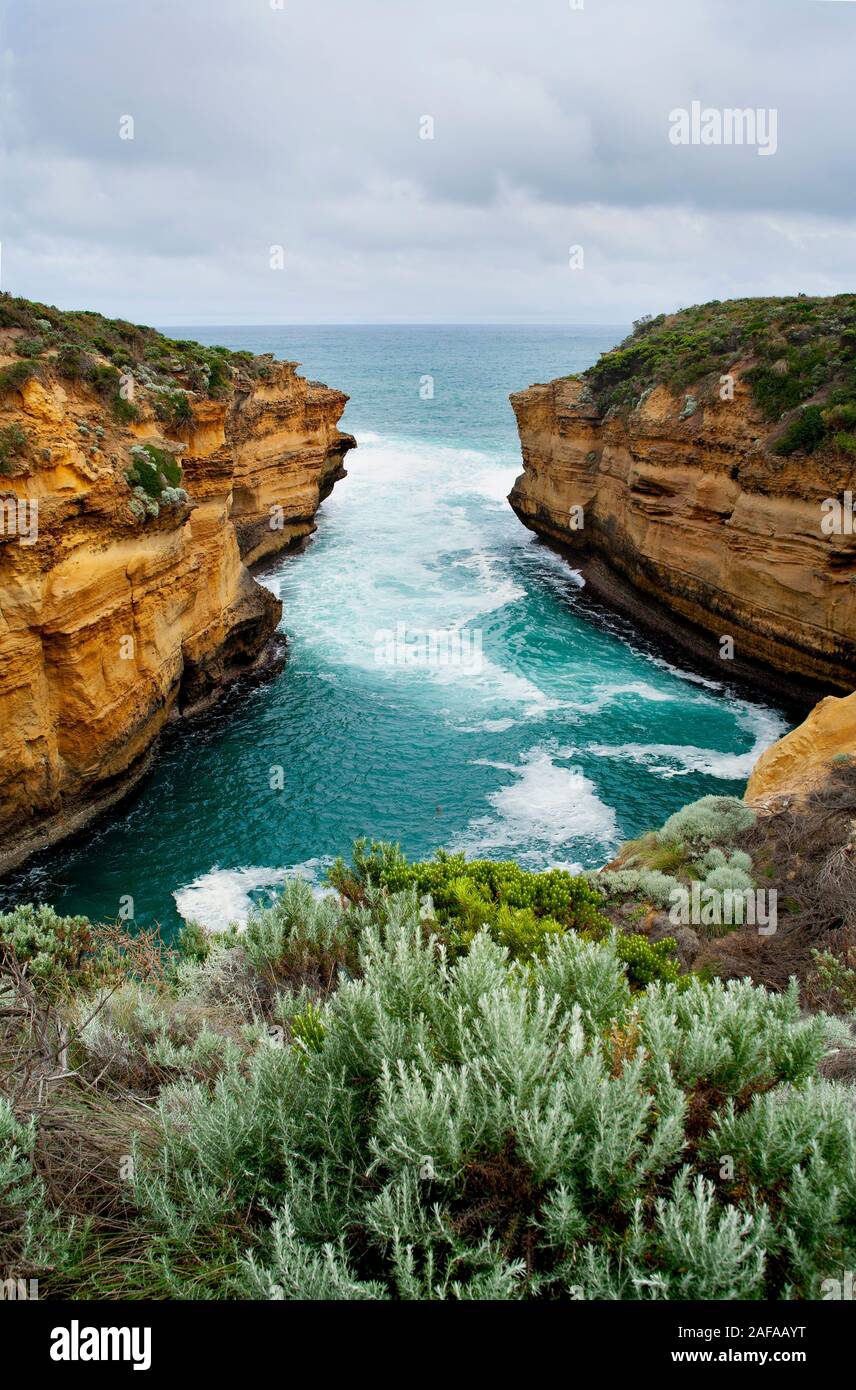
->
[0, 290, 276, 411]
[578, 293, 856, 457]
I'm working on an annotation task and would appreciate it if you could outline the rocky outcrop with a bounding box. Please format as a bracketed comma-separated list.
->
[0, 310, 354, 873]
[509, 316, 856, 703]
[226, 370, 354, 566]
[746, 690, 856, 803]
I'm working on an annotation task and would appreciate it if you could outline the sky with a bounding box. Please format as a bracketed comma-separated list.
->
[1, 0, 855, 325]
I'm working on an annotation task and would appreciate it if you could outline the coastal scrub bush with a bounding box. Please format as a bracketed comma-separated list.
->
[85, 362, 122, 398]
[154, 388, 194, 428]
[3, 878, 855, 1300]
[773, 405, 826, 456]
[658, 796, 756, 849]
[0, 1100, 80, 1278]
[593, 868, 681, 909]
[0, 359, 39, 396]
[830, 431, 856, 457]
[807, 949, 856, 1013]
[55, 342, 89, 381]
[125, 444, 188, 520]
[111, 394, 140, 425]
[125, 443, 183, 497]
[242, 878, 359, 985]
[0, 904, 93, 994]
[330, 845, 680, 986]
[698, 848, 753, 877]
[130, 917, 853, 1300]
[0, 423, 29, 475]
[335, 843, 608, 936]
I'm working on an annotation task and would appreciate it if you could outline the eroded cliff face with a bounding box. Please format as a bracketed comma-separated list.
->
[0, 343, 354, 873]
[509, 374, 856, 700]
[746, 690, 856, 803]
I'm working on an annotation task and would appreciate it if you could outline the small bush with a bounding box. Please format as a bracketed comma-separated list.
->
[111, 394, 140, 425]
[808, 949, 856, 1013]
[773, 405, 826, 456]
[0, 360, 38, 396]
[154, 389, 194, 429]
[822, 401, 856, 432]
[831, 431, 856, 457]
[593, 868, 681, 910]
[0, 903, 93, 994]
[658, 796, 756, 849]
[125, 444, 183, 499]
[55, 342, 89, 380]
[86, 362, 121, 398]
[0, 424, 29, 475]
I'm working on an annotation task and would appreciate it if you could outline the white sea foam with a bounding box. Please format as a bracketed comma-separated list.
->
[453, 717, 517, 734]
[269, 430, 789, 871]
[564, 680, 678, 715]
[438, 462, 519, 504]
[174, 859, 331, 934]
[454, 747, 618, 863]
[587, 700, 788, 781]
[645, 653, 726, 691]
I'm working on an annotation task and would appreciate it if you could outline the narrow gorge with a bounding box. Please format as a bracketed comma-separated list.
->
[0, 299, 354, 874]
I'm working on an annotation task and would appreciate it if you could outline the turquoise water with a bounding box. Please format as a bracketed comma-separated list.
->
[2, 327, 789, 934]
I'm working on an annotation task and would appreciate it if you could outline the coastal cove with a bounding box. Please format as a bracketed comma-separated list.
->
[0, 326, 791, 935]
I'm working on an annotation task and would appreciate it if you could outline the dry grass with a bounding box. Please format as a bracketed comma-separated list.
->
[699, 763, 856, 998]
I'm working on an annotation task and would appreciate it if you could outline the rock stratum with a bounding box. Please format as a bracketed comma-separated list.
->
[0, 296, 354, 873]
[509, 296, 856, 702]
[746, 689, 856, 803]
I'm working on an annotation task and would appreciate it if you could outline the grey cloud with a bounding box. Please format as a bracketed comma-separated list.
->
[1, 0, 854, 323]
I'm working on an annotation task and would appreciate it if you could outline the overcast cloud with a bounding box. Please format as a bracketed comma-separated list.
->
[1, 0, 854, 324]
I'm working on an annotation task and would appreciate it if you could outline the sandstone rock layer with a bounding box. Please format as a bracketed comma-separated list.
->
[0, 354, 354, 873]
[509, 375, 856, 700]
[746, 690, 856, 803]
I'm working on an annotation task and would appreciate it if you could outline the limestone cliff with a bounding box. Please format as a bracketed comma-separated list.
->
[509, 296, 856, 701]
[0, 296, 355, 873]
[746, 690, 856, 803]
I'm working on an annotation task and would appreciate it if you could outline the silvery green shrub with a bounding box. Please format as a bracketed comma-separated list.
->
[130, 898, 855, 1301]
[592, 868, 680, 908]
[658, 796, 756, 848]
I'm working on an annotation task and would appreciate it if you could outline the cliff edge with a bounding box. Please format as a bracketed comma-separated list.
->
[746, 689, 856, 803]
[509, 296, 856, 701]
[0, 295, 355, 873]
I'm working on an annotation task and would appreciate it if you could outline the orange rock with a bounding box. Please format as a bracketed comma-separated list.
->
[746, 691, 856, 804]
[0, 360, 354, 872]
[508, 373, 856, 695]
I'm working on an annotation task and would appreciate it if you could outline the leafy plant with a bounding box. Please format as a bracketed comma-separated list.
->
[154, 389, 194, 428]
[0, 903, 93, 994]
[0, 360, 39, 395]
[0, 424, 29, 475]
[124, 445, 186, 519]
[773, 405, 826, 456]
[658, 796, 756, 849]
[3, 873, 854, 1301]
